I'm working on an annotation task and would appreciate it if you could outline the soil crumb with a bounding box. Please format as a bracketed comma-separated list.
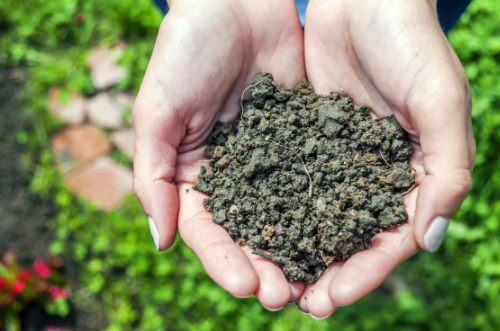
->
[194, 73, 414, 282]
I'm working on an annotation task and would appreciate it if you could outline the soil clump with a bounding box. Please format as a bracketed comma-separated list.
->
[194, 73, 414, 282]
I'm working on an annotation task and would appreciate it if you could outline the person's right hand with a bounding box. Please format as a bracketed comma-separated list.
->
[133, 0, 306, 310]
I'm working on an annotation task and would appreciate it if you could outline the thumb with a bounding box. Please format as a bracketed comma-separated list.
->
[411, 78, 475, 252]
[133, 87, 185, 251]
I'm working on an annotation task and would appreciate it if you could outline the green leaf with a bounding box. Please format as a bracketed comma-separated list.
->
[3, 311, 21, 331]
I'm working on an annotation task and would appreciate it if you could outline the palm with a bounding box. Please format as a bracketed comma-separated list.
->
[297, 0, 472, 317]
[134, 0, 306, 309]
[136, 0, 474, 317]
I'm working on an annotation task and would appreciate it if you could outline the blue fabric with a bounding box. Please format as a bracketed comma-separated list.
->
[437, 0, 472, 33]
[152, 0, 472, 34]
[153, 0, 168, 15]
[295, 0, 308, 27]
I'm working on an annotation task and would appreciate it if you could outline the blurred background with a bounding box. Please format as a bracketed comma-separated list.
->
[0, 0, 499, 330]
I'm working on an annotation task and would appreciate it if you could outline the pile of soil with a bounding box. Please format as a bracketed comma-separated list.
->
[194, 73, 414, 282]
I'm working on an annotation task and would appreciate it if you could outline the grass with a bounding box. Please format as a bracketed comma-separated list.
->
[1, 0, 499, 329]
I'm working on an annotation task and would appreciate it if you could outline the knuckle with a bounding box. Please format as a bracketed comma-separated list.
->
[452, 169, 472, 199]
[133, 176, 146, 203]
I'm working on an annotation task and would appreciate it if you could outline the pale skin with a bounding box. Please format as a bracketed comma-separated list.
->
[133, 0, 475, 318]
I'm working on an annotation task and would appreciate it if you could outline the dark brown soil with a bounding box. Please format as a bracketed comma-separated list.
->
[0, 67, 107, 330]
[194, 73, 414, 283]
[0, 69, 55, 267]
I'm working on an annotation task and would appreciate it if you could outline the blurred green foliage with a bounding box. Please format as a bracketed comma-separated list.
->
[1, 0, 499, 330]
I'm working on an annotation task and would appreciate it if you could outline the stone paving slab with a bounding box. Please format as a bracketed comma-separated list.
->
[87, 93, 125, 129]
[48, 88, 87, 125]
[87, 45, 127, 90]
[111, 129, 135, 159]
[64, 157, 133, 211]
[51, 124, 112, 163]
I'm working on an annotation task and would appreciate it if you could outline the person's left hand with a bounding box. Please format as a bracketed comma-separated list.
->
[297, 0, 475, 318]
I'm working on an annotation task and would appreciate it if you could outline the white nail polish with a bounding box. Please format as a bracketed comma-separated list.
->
[263, 305, 284, 312]
[148, 217, 160, 251]
[424, 216, 450, 252]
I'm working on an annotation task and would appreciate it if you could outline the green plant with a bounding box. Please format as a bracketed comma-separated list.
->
[0, 0, 499, 330]
[0, 252, 70, 331]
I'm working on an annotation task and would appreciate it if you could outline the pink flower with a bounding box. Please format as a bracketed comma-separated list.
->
[34, 260, 51, 279]
[49, 286, 68, 300]
[11, 279, 25, 294]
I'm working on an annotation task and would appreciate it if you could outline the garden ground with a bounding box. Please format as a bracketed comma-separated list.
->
[1, 0, 499, 330]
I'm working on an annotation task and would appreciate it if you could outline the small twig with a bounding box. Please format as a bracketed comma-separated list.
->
[402, 183, 416, 196]
[296, 153, 313, 199]
[253, 249, 290, 266]
[240, 79, 264, 122]
[240, 78, 281, 121]
[379, 150, 391, 167]
[253, 248, 273, 260]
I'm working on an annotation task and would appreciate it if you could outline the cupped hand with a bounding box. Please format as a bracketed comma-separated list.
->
[297, 0, 475, 318]
[133, 0, 306, 309]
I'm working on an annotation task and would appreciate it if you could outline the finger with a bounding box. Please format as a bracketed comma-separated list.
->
[303, 262, 343, 319]
[133, 8, 242, 250]
[288, 281, 306, 304]
[241, 246, 291, 310]
[408, 74, 474, 252]
[296, 290, 309, 314]
[345, 0, 475, 252]
[329, 219, 419, 306]
[133, 85, 184, 251]
[178, 183, 258, 297]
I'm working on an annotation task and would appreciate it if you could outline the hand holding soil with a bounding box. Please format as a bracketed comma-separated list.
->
[194, 72, 415, 283]
[133, 0, 475, 318]
[133, 0, 308, 310]
[297, 0, 474, 317]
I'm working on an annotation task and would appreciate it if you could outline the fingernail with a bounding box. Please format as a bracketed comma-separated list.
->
[263, 305, 284, 312]
[148, 216, 160, 251]
[233, 294, 252, 299]
[311, 314, 331, 320]
[424, 216, 450, 252]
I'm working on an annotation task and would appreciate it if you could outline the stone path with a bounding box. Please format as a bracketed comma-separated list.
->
[49, 45, 135, 211]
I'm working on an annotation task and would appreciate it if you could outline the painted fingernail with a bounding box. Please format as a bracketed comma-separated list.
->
[233, 294, 252, 299]
[148, 216, 160, 251]
[263, 305, 284, 312]
[424, 216, 450, 252]
[311, 314, 331, 320]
